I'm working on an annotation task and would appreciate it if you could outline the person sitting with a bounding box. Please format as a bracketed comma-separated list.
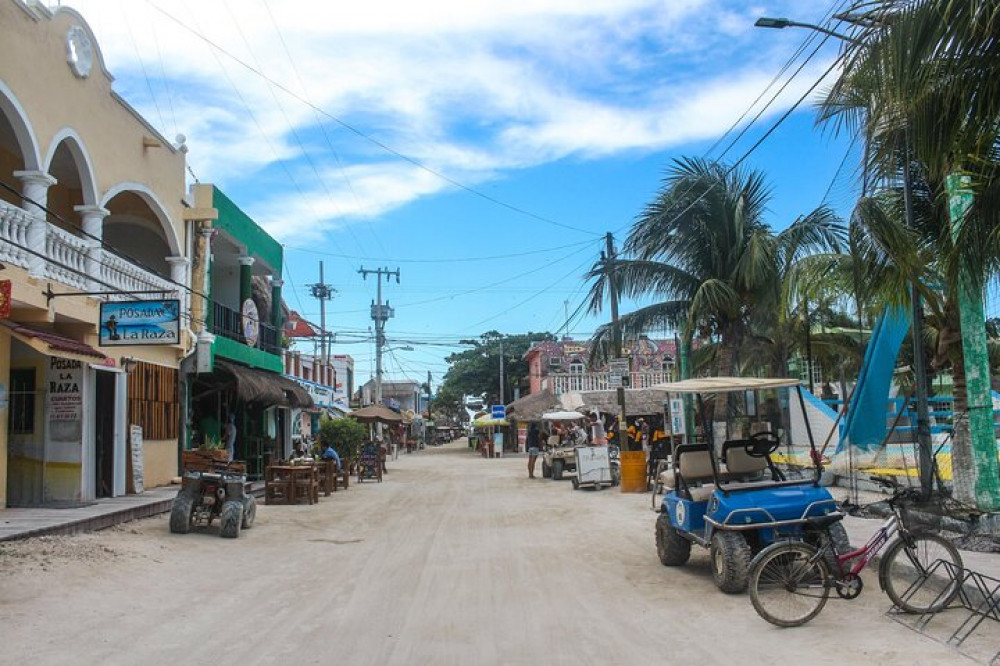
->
[321, 443, 342, 470]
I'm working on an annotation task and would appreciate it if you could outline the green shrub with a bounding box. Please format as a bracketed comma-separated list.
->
[318, 417, 366, 461]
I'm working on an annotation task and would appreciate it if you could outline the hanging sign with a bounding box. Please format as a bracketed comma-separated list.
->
[241, 298, 259, 347]
[669, 397, 686, 436]
[100, 300, 180, 346]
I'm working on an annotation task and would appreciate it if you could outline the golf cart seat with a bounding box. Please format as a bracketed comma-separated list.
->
[720, 440, 767, 478]
[661, 443, 716, 501]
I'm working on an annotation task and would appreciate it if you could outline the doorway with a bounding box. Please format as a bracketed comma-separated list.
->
[94, 371, 116, 498]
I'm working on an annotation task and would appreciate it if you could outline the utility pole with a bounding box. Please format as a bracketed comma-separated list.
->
[499, 339, 505, 405]
[606, 232, 628, 450]
[309, 261, 337, 369]
[426, 370, 433, 417]
[359, 266, 400, 409]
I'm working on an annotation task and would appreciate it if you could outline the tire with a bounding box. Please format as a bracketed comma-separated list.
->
[880, 531, 962, 614]
[572, 477, 580, 490]
[169, 493, 194, 534]
[656, 513, 691, 566]
[220, 500, 243, 539]
[552, 459, 564, 481]
[749, 541, 831, 627]
[241, 495, 256, 529]
[611, 464, 621, 487]
[710, 531, 752, 594]
[541, 461, 552, 479]
[808, 522, 851, 576]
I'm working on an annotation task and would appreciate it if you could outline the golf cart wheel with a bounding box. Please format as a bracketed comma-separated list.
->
[710, 531, 752, 593]
[169, 493, 194, 534]
[656, 513, 691, 566]
[541, 461, 552, 479]
[819, 522, 851, 575]
[552, 459, 564, 481]
[220, 500, 243, 539]
[241, 494, 257, 529]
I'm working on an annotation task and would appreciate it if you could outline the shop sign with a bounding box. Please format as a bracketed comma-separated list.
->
[241, 298, 259, 347]
[100, 300, 180, 346]
[669, 397, 686, 435]
[0, 279, 11, 318]
[47, 357, 83, 442]
[291, 377, 333, 408]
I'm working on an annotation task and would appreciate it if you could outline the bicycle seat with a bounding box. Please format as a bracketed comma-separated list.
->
[805, 513, 844, 529]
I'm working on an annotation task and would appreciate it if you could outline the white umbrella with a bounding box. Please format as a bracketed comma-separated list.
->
[542, 410, 586, 421]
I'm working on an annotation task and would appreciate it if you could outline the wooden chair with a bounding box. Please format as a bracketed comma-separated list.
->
[265, 466, 292, 505]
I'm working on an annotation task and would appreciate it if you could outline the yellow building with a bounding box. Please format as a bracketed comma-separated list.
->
[0, 1, 196, 506]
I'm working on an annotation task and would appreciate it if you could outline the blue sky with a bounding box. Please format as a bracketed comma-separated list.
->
[70, 0, 861, 388]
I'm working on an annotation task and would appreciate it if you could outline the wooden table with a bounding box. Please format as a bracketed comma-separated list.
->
[265, 465, 319, 505]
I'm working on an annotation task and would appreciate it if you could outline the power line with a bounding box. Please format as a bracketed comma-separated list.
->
[147, 0, 602, 238]
[282, 238, 595, 264]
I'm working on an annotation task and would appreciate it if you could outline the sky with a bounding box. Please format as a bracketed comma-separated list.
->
[64, 0, 863, 389]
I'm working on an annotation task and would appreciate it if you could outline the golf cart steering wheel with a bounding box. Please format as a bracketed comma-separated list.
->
[745, 431, 781, 458]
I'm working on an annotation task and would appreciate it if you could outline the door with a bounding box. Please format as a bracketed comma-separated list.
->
[94, 371, 116, 498]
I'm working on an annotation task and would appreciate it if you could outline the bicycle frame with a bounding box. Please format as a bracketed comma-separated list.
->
[834, 512, 900, 577]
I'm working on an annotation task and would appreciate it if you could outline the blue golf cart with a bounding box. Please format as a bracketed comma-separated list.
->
[654, 377, 846, 593]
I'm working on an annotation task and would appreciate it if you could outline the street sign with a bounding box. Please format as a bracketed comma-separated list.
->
[669, 397, 686, 435]
[491, 404, 505, 420]
[608, 359, 629, 388]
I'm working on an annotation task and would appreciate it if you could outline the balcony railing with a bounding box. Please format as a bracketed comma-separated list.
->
[545, 370, 673, 395]
[0, 198, 177, 296]
[212, 301, 280, 355]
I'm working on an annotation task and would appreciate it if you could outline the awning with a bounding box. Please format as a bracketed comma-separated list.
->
[214, 359, 314, 408]
[2, 321, 108, 365]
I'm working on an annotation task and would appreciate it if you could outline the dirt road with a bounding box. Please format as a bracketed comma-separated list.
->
[0, 440, 972, 665]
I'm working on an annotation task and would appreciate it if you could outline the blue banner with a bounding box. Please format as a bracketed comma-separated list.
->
[99, 300, 180, 346]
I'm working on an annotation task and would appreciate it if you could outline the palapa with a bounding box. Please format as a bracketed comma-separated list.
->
[505, 389, 560, 422]
[351, 404, 405, 424]
[560, 388, 671, 417]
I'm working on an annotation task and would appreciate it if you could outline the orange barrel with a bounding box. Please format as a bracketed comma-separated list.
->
[619, 450, 647, 493]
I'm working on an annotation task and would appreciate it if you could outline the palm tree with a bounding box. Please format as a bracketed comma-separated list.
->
[586, 157, 843, 422]
[820, 0, 1000, 505]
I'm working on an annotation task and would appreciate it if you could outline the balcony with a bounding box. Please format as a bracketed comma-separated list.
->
[0, 198, 176, 295]
[545, 370, 674, 395]
[211, 301, 280, 356]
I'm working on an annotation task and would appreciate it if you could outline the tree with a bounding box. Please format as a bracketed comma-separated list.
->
[439, 331, 554, 407]
[318, 416, 366, 462]
[586, 157, 842, 421]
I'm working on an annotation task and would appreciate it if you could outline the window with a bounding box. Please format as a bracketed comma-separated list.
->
[548, 356, 561, 367]
[128, 362, 178, 440]
[569, 360, 584, 374]
[9, 368, 35, 434]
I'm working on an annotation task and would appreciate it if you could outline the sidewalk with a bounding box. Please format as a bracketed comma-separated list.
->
[0, 482, 267, 542]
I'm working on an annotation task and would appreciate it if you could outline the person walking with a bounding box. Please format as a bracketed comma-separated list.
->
[526, 423, 541, 478]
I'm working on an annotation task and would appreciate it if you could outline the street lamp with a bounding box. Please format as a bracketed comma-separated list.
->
[754, 16, 859, 44]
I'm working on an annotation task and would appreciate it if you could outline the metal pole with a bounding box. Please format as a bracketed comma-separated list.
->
[375, 269, 383, 407]
[606, 232, 628, 447]
[319, 261, 327, 368]
[498, 339, 504, 405]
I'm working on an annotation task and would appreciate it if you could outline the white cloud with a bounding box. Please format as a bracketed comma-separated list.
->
[63, 0, 836, 233]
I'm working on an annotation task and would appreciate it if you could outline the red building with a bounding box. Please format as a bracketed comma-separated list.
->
[523, 338, 676, 396]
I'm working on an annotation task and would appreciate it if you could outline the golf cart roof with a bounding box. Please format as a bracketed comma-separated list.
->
[541, 410, 586, 421]
[655, 377, 802, 394]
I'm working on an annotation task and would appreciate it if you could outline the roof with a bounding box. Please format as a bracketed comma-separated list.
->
[560, 388, 670, 416]
[351, 404, 404, 423]
[286, 312, 320, 338]
[3, 322, 107, 364]
[214, 359, 314, 408]
[505, 389, 560, 421]
[653, 377, 802, 394]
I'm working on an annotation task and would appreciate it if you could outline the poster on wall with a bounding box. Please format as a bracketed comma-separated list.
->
[46, 357, 83, 442]
[129, 425, 144, 494]
[99, 300, 180, 346]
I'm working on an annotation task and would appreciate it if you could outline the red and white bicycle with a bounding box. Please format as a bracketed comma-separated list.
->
[747, 477, 963, 627]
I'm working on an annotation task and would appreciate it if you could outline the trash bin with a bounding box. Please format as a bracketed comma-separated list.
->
[619, 450, 647, 493]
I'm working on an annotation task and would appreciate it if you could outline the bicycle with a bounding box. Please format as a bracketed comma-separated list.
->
[747, 476, 963, 627]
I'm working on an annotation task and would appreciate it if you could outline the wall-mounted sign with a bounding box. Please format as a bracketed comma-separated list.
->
[47, 357, 83, 441]
[241, 298, 259, 347]
[100, 300, 179, 346]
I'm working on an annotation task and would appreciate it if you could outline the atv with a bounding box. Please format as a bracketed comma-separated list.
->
[170, 465, 256, 538]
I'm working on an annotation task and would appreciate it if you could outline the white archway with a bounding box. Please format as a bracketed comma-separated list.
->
[100, 182, 181, 254]
[42, 127, 99, 206]
[0, 79, 41, 171]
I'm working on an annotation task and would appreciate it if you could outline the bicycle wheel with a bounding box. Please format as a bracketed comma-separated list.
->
[880, 531, 963, 614]
[749, 541, 831, 627]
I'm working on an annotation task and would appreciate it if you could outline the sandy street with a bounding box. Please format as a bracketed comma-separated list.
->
[0, 440, 974, 666]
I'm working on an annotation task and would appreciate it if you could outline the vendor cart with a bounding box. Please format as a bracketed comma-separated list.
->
[572, 445, 616, 490]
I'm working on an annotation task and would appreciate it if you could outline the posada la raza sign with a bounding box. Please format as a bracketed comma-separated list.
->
[100, 300, 180, 346]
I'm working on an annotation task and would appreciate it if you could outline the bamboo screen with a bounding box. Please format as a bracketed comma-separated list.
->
[128, 361, 179, 440]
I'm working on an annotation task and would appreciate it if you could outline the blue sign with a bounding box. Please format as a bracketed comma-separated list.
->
[99, 300, 180, 347]
[491, 404, 505, 420]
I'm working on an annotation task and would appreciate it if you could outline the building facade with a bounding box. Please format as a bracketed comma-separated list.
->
[524, 338, 676, 396]
[0, 1, 191, 506]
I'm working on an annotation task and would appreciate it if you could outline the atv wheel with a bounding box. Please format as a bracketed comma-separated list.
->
[541, 461, 552, 479]
[241, 495, 256, 529]
[656, 513, 691, 566]
[710, 531, 752, 593]
[552, 459, 564, 481]
[220, 500, 243, 539]
[169, 493, 194, 534]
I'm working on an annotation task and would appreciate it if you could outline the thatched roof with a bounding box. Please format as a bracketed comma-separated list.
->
[351, 404, 405, 424]
[505, 389, 560, 422]
[214, 360, 314, 408]
[560, 388, 669, 417]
